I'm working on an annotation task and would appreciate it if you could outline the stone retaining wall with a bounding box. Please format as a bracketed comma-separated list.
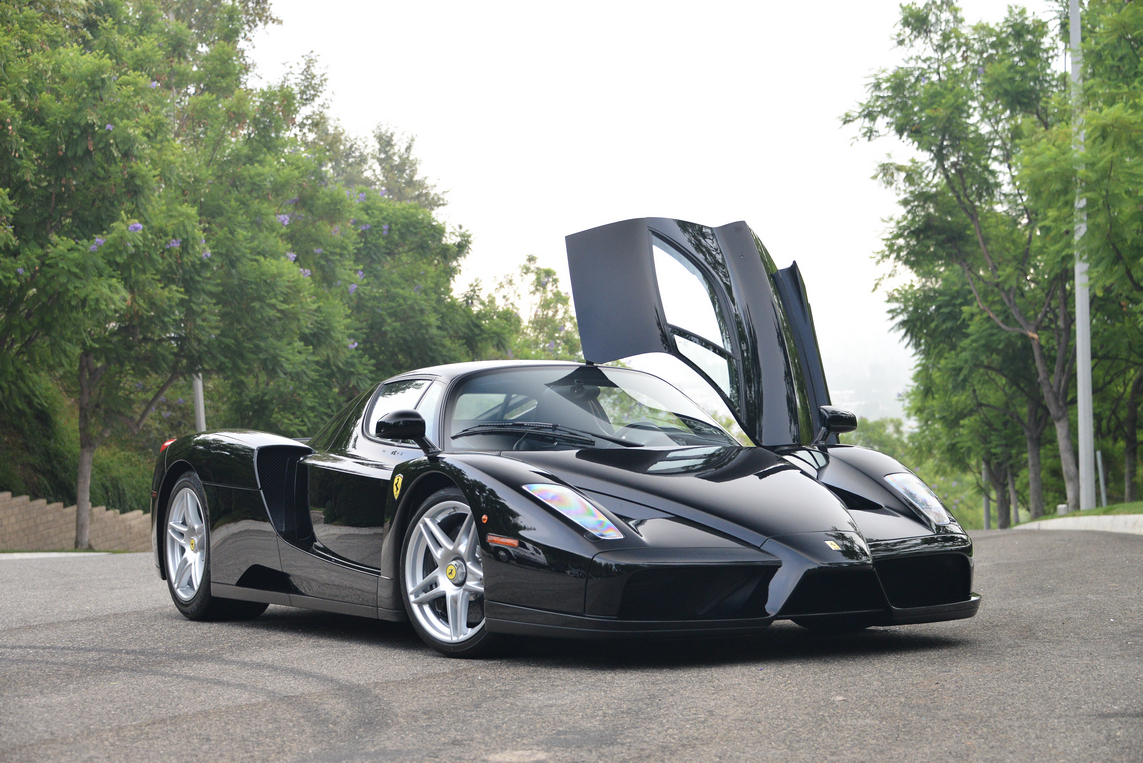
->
[0, 492, 151, 552]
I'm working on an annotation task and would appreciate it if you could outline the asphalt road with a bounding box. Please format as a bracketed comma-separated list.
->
[1, 530, 1140, 762]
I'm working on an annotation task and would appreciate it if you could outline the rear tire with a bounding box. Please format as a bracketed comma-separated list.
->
[400, 487, 496, 657]
[163, 472, 268, 621]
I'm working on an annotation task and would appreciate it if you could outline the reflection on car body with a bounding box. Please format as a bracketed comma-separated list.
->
[150, 217, 979, 657]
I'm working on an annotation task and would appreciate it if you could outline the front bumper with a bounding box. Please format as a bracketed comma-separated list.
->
[485, 594, 981, 639]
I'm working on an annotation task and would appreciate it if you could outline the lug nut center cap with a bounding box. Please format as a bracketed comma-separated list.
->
[444, 559, 466, 586]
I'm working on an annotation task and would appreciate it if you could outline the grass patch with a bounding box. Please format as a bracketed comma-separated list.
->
[1021, 500, 1143, 523]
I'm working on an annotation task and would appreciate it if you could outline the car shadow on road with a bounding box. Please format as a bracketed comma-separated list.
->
[496, 621, 975, 669]
[214, 606, 975, 668]
[221, 605, 428, 651]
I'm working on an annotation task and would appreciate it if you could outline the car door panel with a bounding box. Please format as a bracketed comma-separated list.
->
[566, 217, 816, 447]
[277, 535, 379, 609]
[304, 452, 392, 569]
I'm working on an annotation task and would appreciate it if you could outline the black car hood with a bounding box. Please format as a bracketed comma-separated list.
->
[514, 446, 860, 547]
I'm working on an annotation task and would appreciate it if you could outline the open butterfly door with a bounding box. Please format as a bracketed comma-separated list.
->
[566, 218, 830, 447]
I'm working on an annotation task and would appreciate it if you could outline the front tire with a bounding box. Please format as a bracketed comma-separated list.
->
[163, 473, 268, 621]
[400, 487, 495, 657]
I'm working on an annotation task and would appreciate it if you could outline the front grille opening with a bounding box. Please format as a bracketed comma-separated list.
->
[618, 566, 776, 621]
[875, 553, 971, 609]
[780, 568, 887, 617]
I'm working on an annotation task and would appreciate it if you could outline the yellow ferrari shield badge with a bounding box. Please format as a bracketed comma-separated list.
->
[446, 563, 457, 581]
[825, 540, 841, 551]
[392, 474, 403, 499]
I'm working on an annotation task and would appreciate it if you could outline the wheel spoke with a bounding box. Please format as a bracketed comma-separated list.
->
[408, 570, 444, 603]
[419, 519, 449, 560]
[455, 513, 475, 556]
[447, 589, 468, 639]
[167, 523, 187, 545]
[186, 494, 203, 531]
[173, 554, 192, 590]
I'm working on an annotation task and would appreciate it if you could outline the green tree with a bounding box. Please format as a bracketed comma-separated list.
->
[845, 2, 1080, 510]
[492, 255, 581, 361]
[1020, 0, 1143, 501]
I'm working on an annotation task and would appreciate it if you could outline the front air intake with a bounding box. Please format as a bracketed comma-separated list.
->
[779, 568, 887, 617]
[617, 566, 776, 621]
[874, 553, 972, 609]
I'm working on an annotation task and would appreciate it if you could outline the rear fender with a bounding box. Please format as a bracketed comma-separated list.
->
[152, 431, 313, 582]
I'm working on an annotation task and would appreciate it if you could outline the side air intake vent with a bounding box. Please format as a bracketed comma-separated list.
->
[256, 445, 310, 534]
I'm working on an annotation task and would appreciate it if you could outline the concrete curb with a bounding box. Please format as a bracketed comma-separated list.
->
[1014, 514, 1143, 535]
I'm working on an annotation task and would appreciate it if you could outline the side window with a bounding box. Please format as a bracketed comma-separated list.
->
[652, 237, 726, 349]
[651, 236, 734, 398]
[366, 379, 430, 441]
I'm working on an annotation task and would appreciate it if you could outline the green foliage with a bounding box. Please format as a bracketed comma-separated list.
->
[846, 1, 1079, 516]
[491, 255, 582, 361]
[841, 417, 911, 463]
[0, 0, 589, 520]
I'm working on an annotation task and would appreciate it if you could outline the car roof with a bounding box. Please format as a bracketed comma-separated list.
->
[382, 359, 585, 385]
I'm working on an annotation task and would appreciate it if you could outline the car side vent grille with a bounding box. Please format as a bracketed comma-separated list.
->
[874, 553, 971, 609]
[618, 566, 776, 621]
[256, 445, 310, 534]
[779, 569, 887, 617]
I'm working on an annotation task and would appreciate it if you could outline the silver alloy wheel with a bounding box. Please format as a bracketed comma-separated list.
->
[404, 500, 485, 644]
[165, 486, 207, 602]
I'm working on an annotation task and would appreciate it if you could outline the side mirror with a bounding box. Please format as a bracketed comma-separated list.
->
[375, 410, 439, 457]
[814, 405, 857, 444]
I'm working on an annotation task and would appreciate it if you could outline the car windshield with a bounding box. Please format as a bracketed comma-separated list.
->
[448, 365, 738, 451]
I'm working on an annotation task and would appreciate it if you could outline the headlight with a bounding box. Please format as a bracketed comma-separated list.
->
[884, 472, 954, 526]
[521, 484, 623, 540]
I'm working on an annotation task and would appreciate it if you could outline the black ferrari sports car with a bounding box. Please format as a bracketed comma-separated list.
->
[151, 217, 979, 656]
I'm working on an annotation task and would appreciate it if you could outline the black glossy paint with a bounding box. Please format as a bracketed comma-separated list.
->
[772, 262, 832, 426]
[151, 211, 982, 640]
[566, 218, 814, 447]
[151, 360, 979, 636]
[202, 484, 281, 586]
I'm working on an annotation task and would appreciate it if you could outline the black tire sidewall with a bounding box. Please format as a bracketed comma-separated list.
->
[399, 486, 494, 657]
[164, 472, 215, 619]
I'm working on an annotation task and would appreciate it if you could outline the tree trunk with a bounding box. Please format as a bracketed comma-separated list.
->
[75, 351, 108, 550]
[1051, 413, 1080, 514]
[988, 461, 1011, 530]
[75, 443, 95, 549]
[1007, 468, 1020, 526]
[1026, 425, 1045, 519]
[1024, 399, 1047, 519]
[1027, 292, 1078, 513]
[1125, 369, 1143, 503]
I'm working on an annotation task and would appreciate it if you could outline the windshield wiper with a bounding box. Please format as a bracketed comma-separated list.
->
[451, 422, 642, 448]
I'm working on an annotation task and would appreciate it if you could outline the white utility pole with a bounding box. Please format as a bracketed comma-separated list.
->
[193, 373, 207, 432]
[1071, 0, 1096, 511]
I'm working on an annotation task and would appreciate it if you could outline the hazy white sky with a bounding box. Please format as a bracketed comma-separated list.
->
[251, 0, 1059, 421]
